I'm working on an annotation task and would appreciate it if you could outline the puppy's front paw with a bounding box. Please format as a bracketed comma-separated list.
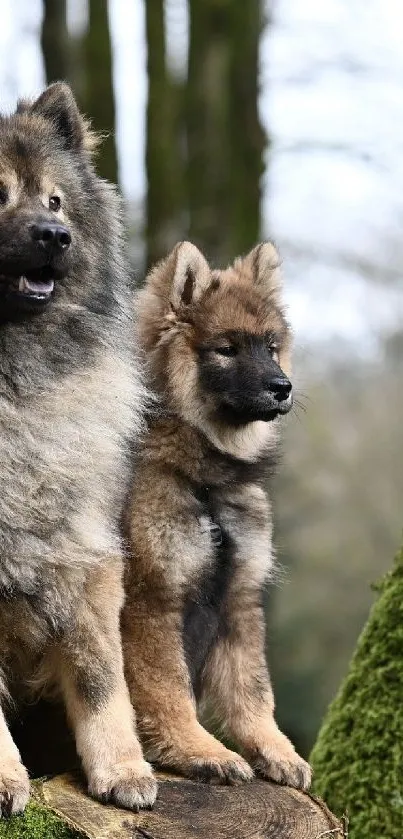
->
[156, 739, 254, 786]
[88, 759, 157, 811]
[0, 760, 30, 817]
[249, 730, 312, 790]
[184, 751, 254, 786]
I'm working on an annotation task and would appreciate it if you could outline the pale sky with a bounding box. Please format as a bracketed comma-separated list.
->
[0, 0, 402, 351]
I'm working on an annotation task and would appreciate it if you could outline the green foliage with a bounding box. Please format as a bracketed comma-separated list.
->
[310, 546, 403, 836]
[0, 800, 80, 839]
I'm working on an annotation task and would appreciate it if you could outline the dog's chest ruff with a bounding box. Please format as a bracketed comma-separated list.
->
[195, 484, 223, 548]
[182, 483, 235, 696]
[0, 347, 136, 609]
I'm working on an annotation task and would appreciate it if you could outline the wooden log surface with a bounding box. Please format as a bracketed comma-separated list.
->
[34, 772, 345, 839]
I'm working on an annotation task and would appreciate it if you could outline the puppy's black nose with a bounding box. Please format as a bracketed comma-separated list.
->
[268, 376, 292, 402]
[31, 222, 71, 251]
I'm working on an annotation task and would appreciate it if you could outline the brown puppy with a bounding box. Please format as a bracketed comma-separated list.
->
[0, 83, 156, 816]
[122, 242, 311, 788]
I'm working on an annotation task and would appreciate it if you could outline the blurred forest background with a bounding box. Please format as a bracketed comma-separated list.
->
[1, 0, 402, 757]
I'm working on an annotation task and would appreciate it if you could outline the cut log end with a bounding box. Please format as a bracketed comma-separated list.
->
[35, 772, 344, 839]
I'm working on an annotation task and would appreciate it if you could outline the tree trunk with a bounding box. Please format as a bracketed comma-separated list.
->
[41, 0, 69, 84]
[228, 1, 266, 253]
[186, 0, 266, 264]
[186, 0, 232, 264]
[82, 0, 118, 184]
[145, 0, 184, 271]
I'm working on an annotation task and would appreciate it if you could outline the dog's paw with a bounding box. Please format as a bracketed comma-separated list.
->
[250, 732, 312, 790]
[185, 752, 254, 785]
[88, 759, 157, 811]
[159, 742, 254, 786]
[0, 760, 30, 818]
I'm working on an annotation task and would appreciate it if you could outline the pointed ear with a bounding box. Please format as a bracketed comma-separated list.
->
[30, 83, 96, 153]
[170, 242, 211, 309]
[244, 242, 282, 302]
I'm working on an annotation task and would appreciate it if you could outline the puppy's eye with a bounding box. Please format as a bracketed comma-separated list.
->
[49, 195, 61, 212]
[215, 346, 238, 358]
[0, 186, 9, 205]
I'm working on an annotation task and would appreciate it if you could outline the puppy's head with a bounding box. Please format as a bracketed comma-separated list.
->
[139, 241, 293, 436]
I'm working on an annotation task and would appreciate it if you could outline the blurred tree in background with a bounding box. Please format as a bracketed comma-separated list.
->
[145, 0, 265, 268]
[186, 0, 265, 264]
[35, 0, 403, 760]
[82, 0, 118, 183]
[41, 0, 118, 183]
[41, 0, 264, 267]
[41, 0, 70, 83]
[145, 0, 184, 268]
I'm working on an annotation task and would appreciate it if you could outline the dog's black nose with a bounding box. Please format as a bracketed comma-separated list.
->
[268, 376, 292, 402]
[31, 222, 71, 251]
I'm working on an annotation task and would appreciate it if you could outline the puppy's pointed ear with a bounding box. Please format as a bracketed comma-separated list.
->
[244, 242, 282, 303]
[31, 83, 96, 154]
[170, 242, 211, 309]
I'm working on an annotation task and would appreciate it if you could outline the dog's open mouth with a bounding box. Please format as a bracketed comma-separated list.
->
[16, 275, 55, 300]
[0, 267, 55, 306]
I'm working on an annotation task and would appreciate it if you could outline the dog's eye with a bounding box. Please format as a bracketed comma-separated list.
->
[49, 195, 61, 212]
[215, 346, 238, 358]
[269, 345, 279, 361]
[0, 186, 8, 205]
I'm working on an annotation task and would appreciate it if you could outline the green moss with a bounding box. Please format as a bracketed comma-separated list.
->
[311, 546, 403, 837]
[0, 800, 81, 839]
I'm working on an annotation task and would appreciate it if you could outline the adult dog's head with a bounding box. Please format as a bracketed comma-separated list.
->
[0, 83, 120, 320]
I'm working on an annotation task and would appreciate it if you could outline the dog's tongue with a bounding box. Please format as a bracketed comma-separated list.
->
[18, 276, 54, 296]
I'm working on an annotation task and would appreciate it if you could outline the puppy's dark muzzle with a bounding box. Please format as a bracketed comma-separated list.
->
[265, 375, 293, 415]
[219, 385, 293, 425]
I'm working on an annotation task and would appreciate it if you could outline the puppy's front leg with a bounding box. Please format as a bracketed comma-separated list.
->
[204, 587, 312, 791]
[57, 563, 157, 811]
[122, 592, 253, 785]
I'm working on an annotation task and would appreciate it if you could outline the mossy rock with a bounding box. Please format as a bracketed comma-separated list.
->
[311, 545, 403, 836]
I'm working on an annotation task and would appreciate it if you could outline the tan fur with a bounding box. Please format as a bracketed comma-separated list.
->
[122, 242, 311, 789]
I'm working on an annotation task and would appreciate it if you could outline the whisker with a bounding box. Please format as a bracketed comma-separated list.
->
[291, 408, 304, 426]
[294, 390, 312, 404]
[293, 399, 307, 414]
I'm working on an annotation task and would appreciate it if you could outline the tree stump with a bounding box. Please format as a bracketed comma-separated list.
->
[27, 771, 343, 839]
[2, 703, 343, 838]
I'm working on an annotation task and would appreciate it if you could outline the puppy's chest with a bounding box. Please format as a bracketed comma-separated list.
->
[183, 484, 271, 695]
[183, 499, 233, 697]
